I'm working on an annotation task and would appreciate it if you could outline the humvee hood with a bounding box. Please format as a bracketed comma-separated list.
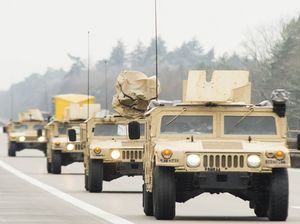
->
[52, 137, 68, 143]
[154, 139, 288, 152]
[90, 140, 143, 149]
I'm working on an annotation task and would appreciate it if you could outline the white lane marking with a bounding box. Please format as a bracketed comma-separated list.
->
[291, 206, 300, 209]
[0, 160, 134, 224]
[289, 168, 300, 173]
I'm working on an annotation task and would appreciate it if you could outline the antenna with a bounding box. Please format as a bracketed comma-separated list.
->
[154, 0, 159, 100]
[10, 85, 14, 120]
[87, 31, 90, 120]
[104, 60, 108, 115]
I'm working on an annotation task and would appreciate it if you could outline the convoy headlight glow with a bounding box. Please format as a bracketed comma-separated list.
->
[275, 150, 285, 160]
[94, 147, 102, 154]
[66, 144, 75, 151]
[161, 149, 173, 159]
[247, 155, 261, 168]
[19, 136, 26, 142]
[111, 149, 121, 160]
[38, 136, 45, 142]
[186, 154, 201, 167]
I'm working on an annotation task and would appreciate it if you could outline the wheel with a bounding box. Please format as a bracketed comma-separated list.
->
[8, 142, 17, 157]
[254, 201, 268, 217]
[143, 183, 153, 216]
[153, 166, 175, 220]
[43, 148, 47, 157]
[47, 159, 52, 173]
[51, 151, 62, 174]
[84, 171, 89, 191]
[268, 168, 289, 221]
[88, 159, 103, 192]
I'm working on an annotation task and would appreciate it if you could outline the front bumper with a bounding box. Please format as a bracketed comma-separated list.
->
[156, 151, 290, 173]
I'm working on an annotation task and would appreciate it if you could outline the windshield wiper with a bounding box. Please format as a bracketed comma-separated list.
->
[233, 107, 254, 127]
[166, 108, 187, 126]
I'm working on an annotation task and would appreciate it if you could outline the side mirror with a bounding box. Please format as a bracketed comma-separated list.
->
[68, 129, 77, 142]
[297, 133, 300, 150]
[128, 121, 141, 140]
[37, 129, 42, 137]
[3, 126, 7, 133]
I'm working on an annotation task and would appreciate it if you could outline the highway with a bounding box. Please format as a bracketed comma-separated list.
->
[1, 132, 300, 224]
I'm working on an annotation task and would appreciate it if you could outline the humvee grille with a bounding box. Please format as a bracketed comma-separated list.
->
[74, 143, 81, 150]
[203, 154, 245, 168]
[121, 150, 143, 161]
[24, 136, 38, 141]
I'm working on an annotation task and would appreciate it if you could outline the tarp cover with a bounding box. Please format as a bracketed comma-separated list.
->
[112, 71, 160, 118]
[18, 109, 44, 122]
[63, 103, 101, 121]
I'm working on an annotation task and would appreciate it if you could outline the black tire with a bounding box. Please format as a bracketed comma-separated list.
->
[8, 142, 17, 157]
[143, 183, 153, 216]
[85, 171, 89, 191]
[51, 151, 62, 174]
[254, 202, 268, 217]
[268, 168, 289, 221]
[47, 159, 52, 173]
[88, 159, 103, 192]
[153, 166, 175, 220]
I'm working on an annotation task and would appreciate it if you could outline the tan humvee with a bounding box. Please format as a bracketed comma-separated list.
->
[130, 70, 290, 221]
[3, 109, 48, 157]
[46, 103, 100, 174]
[80, 114, 145, 192]
[46, 120, 83, 174]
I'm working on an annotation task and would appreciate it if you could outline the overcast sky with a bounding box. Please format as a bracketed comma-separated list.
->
[0, 0, 299, 90]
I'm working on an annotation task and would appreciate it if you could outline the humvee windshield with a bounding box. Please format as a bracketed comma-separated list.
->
[224, 116, 276, 135]
[160, 115, 213, 134]
[14, 124, 28, 131]
[94, 123, 145, 136]
[33, 124, 44, 130]
[58, 123, 73, 135]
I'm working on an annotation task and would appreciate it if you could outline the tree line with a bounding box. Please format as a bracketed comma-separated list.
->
[0, 15, 299, 128]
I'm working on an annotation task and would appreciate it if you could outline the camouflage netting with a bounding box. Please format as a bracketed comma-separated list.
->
[112, 71, 160, 118]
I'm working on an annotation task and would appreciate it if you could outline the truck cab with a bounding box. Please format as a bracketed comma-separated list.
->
[135, 70, 290, 221]
[81, 115, 145, 192]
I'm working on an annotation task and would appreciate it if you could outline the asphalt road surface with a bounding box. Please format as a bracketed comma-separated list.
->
[1, 132, 300, 224]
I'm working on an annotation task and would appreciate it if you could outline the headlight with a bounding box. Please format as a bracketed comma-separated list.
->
[247, 155, 261, 168]
[161, 149, 173, 159]
[38, 136, 45, 142]
[66, 144, 75, 151]
[19, 136, 26, 142]
[111, 149, 121, 160]
[186, 154, 201, 167]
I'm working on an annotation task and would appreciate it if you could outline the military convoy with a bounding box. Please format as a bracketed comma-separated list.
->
[128, 70, 291, 221]
[3, 109, 48, 157]
[2, 69, 293, 221]
[46, 94, 100, 174]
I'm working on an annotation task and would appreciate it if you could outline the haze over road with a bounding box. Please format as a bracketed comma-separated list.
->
[1, 132, 300, 224]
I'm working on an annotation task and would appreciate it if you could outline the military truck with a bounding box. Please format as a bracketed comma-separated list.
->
[129, 70, 291, 221]
[3, 109, 48, 157]
[75, 71, 158, 192]
[77, 115, 145, 192]
[46, 94, 99, 174]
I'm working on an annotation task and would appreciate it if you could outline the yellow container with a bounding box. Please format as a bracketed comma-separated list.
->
[53, 94, 95, 120]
